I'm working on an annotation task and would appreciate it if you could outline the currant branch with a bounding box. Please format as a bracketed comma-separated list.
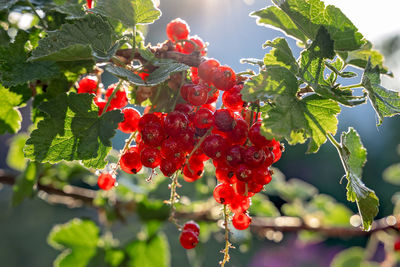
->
[220, 204, 233, 267]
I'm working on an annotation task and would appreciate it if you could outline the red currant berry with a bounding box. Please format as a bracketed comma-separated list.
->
[180, 83, 194, 102]
[120, 146, 142, 174]
[194, 108, 214, 129]
[140, 124, 165, 147]
[161, 138, 185, 160]
[97, 173, 116, 190]
[243, 146, 266, 167]
[270, 139, 283, 163]
[190, 67, 200, 84]
[232, 212, 251, 230]
[160, 158, 179, 177]
[86, 0, 93, 9]
[206, 87, 219, 104]
[187, 84, 208, 106]
[216, 164, 237, 184]
[235, 164, 253, 183]
[166, 18, 190, 42]
[94, 97, 109, 115]
[179, 127, 196, 153]
[252, 165, 272, 185]
[201, 134, 228, 160]
[105, 84, 128, 109]
[164, 111, 189, 137]
[233, 181, 254, 197]
[179, 230, 198, 249]
[198, 59, 220, 84]
[182, 35, 206, 56]
[183, 221, 200, 236]
[229, 195, 250, 213]
[183, 158, 204, 182]
[212, 65, 236, 91]
[140, 146, 161, 168]
[249, 122, 273, 148]
[394, 239, 400, 251]
[225, 145, 244, 168]
[248, 181, 263, 194]
[214, 109, 235, 132]
[118, 107, 141, 133]
[222, 84, 244, 111]
[213, 183, 235, 204]
[138, 113, 162, 131]
[227, 118, 248, 145]
[78, 77, 97, 94]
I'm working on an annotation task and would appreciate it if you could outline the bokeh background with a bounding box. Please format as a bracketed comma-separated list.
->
[1, 0, 400, 266]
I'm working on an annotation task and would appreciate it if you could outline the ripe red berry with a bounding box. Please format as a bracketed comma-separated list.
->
[166, 18, 190, 42]
[206, 87, 219, 104]
[183, 221, 200, 236]
[235, 164, 253, 183]
[213, 183, 235, 204]
[216, 164, 237, 184]
[225, 145, 244, 168]
[187, 84, 208, 106]
[179, 230, 199, 249]
[222, 84, 244, 111]
[190, 67, 200, 84]
[394, 239, 400, 251]
[180, 83, 194, 102]
[249, 122, 273, 148]
[78, 77, 97, 94]
[94, 97, 109, 115]
[164, 111, 189, 137]
[270, 139, 283, 163]
[252, 165, 272, 185]
[97, 173, 116, 190]
[227, 118, 248, 145]
[120, 146, 142, 174]
[105, 84, 128, 109]
[86, 0, 93, 9]
[243, 146, 266, 167]
[229, 195, 250, 213]
[140, 146, 161, 168]
[212, 66, 236, 91]
[194, 108, 214, 129]
[214, 109, 235, 132]
[160, 158, 180, 177]
[201, 134, 227, 160]
[118, 107, 141, 133]
[161, 138, 185, 161]
[232, 212, 252, 230]
[183, 158, 204, 182]
[140, 124, 165, 147]
[138, 113, 162, 131]
[233, 181, 255, 197]
[198, 59, 220, 84]
[182, 35, 206, 56]
[179, 128, 196, 153]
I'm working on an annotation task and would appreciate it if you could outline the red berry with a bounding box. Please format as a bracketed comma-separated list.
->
[213, 183, 235, 204]
[394, 239, 400, 251]
[166, 18, 190, 42]
[201, 134, 227, 160]
[233, 181, 255, 197]
[214, 109, 235, 132]
[86, 0, 93, 9]
[232, 212, 251, 230]
[252, 165, 272, 185]
[194, 108, 214, 129]
[120, 146, 142, 174]
[164, 111, 189, 137]
[190, 67, 200, 84]
[179, 128, 196, 153]
[270, 139, 283, 163]
[78, 77, 97, 94]
[105, 84, 128, 109]
[97, 173, 116, 190]
[222, 84, 244, 111]
[118, 107, 141, 133]
[249, 122, 273, 148]
[187, 84, 208, 106]
[94, 97, 109, 115]
[248, 181, 263, 194]
[183, 158, 204, 182]
[229, 195, 250, 213]
[243, 146, 266, 167]
[180, 83, 194, 102]
[179, 230, 198, 249]
[198, 59, 220, 84]
[225, 145, 244, 168]
[140, 146, 161, 168]
[160, 158, 180, 177]
[227, 118, 248, 145]
[140, 124, 165, 147]
[212, 66, 236, 91]
[161, 138, 185, 160]
[182, 35, 206, 56]
[216, 164, 237, 184]
[235, 164, 253, 183]
[183, 221, 200, 236]
[138, 113, 162, 131]
[206, 87, 219, 104]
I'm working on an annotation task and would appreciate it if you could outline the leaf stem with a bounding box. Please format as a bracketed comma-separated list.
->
[26, 0, 48, 29]
[220, 204, 232, 267]
[326, 133, 350, 175]
[101, 80, 123, 116]
[340, 83, 363, 90]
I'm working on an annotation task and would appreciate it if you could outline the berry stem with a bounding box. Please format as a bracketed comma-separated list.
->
[101, 80, 123, 116]
[26, 0, 48, 29]
[168, 172, 182, 229]
[184, 127, 213, 171]
[220, 204, 232, 267]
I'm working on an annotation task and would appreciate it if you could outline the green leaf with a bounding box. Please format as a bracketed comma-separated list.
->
[339, 41, 391, 76]
[126, 234, 170, 267]
[310, 194, 352, 226]
[383, 163, 400, 185]
[263, 37, 298, 73]
[93, 0, 161, 28]
[251, 6, 307, 43]
[51, 3, 86, 20]
[24, 93, 123, 169]
[7, 133, 28, 171]
[330, 247, 379, 267]
[335, 128, 379, 231]
[30, 14, 117, 62]
[48, 219, 99, 267]
[0, 31, 59, 87]
[273, 0, 365, 51]
[105, 249, 125, 267]
[105, 65, 146, 86]
[361, 59, 400, 125]
[249, 194, 280, 217]
[12, 161, 38, 206]
[0, 86, 23, 134]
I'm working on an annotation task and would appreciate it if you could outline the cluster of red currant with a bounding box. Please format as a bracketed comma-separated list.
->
[77, 18, 283, 250]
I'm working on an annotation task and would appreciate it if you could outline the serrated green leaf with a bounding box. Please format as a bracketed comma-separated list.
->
[52, 3, 86, 20]
[126, 233, 170, 267]
[24, 93, 123, 169]
[339, 41, 391, 76]
[93, 0, 161, 28]
[335, 128, 379, 231]
[105, 64, 146, 85]
[330, 247, 379, 267]
[272, 0, 365, 51]
[48, 219, 99, 267]
[251, 6, 307, 43]
[30, 15, 117, 62]
[7, 133, 28, 171]
[12, 161, 38, 206]
[0, 31, 59, 87]
[361, 59, 400, 125]
[0, 86, 22, 134]
[383, 163, 400, 185]
[263, 37, 298, 73]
